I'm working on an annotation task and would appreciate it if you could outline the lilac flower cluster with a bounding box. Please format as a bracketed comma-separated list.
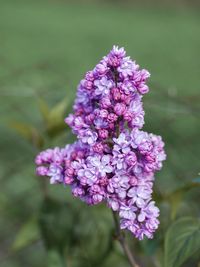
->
[35, 46, 166, 240]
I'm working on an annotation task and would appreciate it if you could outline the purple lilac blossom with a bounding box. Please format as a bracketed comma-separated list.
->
[35, 46, 166, 240]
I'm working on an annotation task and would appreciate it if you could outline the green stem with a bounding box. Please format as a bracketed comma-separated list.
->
[112, 211, 140, 267]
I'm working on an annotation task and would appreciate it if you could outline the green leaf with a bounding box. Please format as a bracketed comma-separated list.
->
[46, 97, 69, 138]
[47, 249, 66, 267]
[140, 237, 159, 256]
[10, 121, 33, 140]
[37, 97, 50, 123]
[9, 121, 44, 148]
[39, 199, 113, 266]
[166, 179, 200, 220]
[39, 197, 78, 253]
[168, 190, 184, 220]
[12, 217, 40, 251]
[164, 217, 200, 267]
[76, 206, 113, 266]
[48, 97, 68, 122]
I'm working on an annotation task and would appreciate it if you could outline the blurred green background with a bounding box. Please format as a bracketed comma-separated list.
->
[0, 0, 200, 267]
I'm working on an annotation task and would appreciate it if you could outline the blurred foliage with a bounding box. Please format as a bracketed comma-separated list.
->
[164, 217, 200, 267]
[0, 0, 200, 267]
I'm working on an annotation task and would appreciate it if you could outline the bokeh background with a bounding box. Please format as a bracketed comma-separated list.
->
[0, 0, 200, 267]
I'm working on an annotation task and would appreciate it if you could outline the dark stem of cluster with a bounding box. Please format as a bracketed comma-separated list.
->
[112, 211, 140, 267]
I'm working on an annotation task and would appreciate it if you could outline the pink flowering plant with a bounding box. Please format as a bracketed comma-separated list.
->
[35, 46, 167, 266]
